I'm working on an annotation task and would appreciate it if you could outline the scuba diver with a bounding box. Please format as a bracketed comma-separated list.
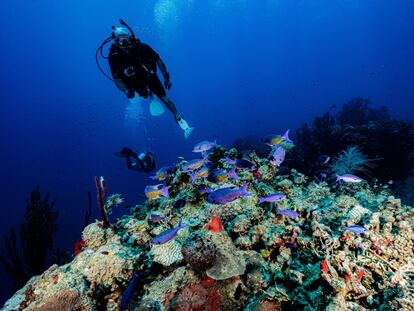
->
[96, 19, 193, 139]
[114, 147, 156, 173]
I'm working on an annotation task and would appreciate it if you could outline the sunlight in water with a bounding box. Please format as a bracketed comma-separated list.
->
[124, 98, 145, 131]
[154, 0, 179, 29]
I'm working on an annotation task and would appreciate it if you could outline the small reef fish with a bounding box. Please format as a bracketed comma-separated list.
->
[149, 214, 167, 224]
[263, 129, 292, 146]
[188, 166, 210, 183]
[336, 174, 363, 183]
[317, 155, 331, 165]
[149, 166, 174, 181]
[343, 225, 365, 234]
[197, 184, 213, 194]
[173, 198, 187, 209]
[100, 251, 115, 256]
[144, 184, 171, 199]
[193, 140, 217, 153]
[152, 220, 186, 244]
[261, 249, 271, 259]
[207, 183, 251, 204]
[209, 168, 239, 183]
[258, 193, 286, 204]
[269, 146, 286, 166]
[224, 158, 256, 171]
[181, 157, 208, 172]
[120, 271, 139, 310]
[319, 172, 327, 184]
[285, 243, 295, 249]
[277, 209, 299, 218]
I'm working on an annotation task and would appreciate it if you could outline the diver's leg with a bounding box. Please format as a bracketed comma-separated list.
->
[126, 157, 133, 170]
[151, 75, 193, 138]
[159, 96, 179, 120]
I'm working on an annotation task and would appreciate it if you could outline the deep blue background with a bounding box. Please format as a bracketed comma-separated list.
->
[1, 0, 413, 302]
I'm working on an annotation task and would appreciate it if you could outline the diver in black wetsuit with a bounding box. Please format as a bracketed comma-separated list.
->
[114, 147, 155, 173]
[97, 20, 193, 139]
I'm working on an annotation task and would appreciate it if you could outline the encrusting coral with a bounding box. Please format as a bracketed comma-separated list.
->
[2, 137, 414, 311]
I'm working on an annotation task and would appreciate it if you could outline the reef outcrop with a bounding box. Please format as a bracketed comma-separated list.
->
[2, 142, 413, 311]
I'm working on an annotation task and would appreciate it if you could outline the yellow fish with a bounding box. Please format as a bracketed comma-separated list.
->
[261, 249, 272, 259]
[145, 184, 171, 199]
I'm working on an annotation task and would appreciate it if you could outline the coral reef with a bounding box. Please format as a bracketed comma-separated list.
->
[2, 141, 414, 310]
[291, 97, 414, 184]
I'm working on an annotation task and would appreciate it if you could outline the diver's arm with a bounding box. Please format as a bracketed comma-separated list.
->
[156, 58, 172, 90]
[115, 78, 134, 99]
[114, 78, 128, 92]
[109, 47, 134, 98]
[156, 58, 169, 78]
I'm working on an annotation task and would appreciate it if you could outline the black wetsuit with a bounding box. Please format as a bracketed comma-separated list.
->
[115, 148, 156, 173]
[108, 39, 166, 98]
[127, 152, 156, 173]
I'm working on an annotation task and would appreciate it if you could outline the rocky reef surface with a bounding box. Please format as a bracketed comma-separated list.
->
[2, 144, 413, 311]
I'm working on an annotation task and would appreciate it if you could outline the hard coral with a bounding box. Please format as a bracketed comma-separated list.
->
[37, 289, 91, 311]
[182, 232, 217, 273]
[151, 240, 184, 267]
[171, 277, 221, 311]
[206, 232, 246, 280]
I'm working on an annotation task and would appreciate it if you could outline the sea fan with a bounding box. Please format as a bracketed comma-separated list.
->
[104, 194, 124, 215]
[329, 146, 377, 175]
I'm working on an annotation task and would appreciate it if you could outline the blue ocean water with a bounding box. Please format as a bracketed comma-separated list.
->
[0, 0, 413, 303]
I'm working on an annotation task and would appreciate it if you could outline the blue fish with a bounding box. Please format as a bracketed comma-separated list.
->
[277, 210, 299, 218]
[149, 214, 167, 224]
[197, 184, 213, 194]
[120, 272, 139, 310]
[336, 174, 363, 183]
[258, 193, 286, 204]
[269, 146, 286, 166]
[152, 220, 185, 245]
[173, 198, 187, 209]
[224, 158, 256, 170]
[343, 225, 365, 234]
[207, 183, 251, 204]
[317, 155, 331, 165]
[319, 172, 327, 184]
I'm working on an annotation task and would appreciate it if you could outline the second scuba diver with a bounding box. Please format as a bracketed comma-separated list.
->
[114, 147, 156, 173]
[97, 19, 193, 139]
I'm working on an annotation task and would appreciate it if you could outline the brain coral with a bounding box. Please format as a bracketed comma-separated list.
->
[151, 240, 184, 266]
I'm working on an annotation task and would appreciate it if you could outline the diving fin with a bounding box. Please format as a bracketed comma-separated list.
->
[149, 99, 165, 116]
[177, 117, 194, 139]
[114, 147, 138, 159]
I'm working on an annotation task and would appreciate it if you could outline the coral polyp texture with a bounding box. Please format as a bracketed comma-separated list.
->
[2, 144, 414, 311]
